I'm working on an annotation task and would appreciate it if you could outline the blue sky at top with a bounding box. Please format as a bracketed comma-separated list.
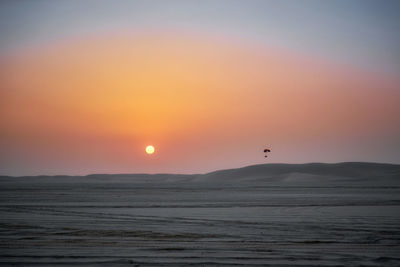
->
[1, 0, 399, 74]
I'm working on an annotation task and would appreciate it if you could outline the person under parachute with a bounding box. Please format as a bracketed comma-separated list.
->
[263, 148, 271, 157]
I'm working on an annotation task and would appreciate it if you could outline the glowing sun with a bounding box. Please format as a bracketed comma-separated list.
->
[145, 145, 155, 155]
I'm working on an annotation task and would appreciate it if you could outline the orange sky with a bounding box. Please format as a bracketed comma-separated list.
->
[1, 31, 399, 175]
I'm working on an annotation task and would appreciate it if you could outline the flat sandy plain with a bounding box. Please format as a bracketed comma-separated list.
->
[1, 162, 399, 266]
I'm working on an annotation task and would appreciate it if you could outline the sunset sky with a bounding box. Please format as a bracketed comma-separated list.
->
[1, 0, 399, 176]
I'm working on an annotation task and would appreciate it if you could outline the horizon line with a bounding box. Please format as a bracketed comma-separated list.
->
[1, 161, 399, 178]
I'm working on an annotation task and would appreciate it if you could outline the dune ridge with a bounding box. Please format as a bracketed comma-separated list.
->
[1, 162, 400, 265]
[1, 162, 399, 187]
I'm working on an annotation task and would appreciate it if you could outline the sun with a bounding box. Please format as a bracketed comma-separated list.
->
[145, 145, 155, 155]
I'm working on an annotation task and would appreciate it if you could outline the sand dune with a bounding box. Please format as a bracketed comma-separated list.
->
[0, 163, 399, 266]
[2, 162, 399, 185]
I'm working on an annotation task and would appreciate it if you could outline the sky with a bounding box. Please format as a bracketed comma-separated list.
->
[0, 0, 399, 176]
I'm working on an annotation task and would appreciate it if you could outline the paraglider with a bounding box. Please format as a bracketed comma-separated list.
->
[263, 148, 271, 157]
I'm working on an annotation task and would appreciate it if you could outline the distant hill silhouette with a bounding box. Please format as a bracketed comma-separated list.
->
[1, 163, 399, 187]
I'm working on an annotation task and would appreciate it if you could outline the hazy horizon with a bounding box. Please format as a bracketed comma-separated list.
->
[1, 161, 399, 177]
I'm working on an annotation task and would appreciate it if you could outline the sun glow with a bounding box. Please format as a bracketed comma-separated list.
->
[145, 145, 155, 155]
[1, 32, 399, 175]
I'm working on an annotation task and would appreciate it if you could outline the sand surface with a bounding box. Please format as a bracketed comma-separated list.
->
[1, 163, 399, 266]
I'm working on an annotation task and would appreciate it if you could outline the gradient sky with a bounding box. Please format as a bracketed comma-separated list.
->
[1, 0, 399, 175]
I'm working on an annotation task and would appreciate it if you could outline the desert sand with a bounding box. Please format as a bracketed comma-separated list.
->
[0, 162, 399, 266]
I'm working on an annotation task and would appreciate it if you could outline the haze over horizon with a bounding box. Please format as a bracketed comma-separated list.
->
[1, 0, 400, 176]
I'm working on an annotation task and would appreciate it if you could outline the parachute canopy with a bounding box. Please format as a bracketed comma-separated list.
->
[264, 148, 271, 158]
